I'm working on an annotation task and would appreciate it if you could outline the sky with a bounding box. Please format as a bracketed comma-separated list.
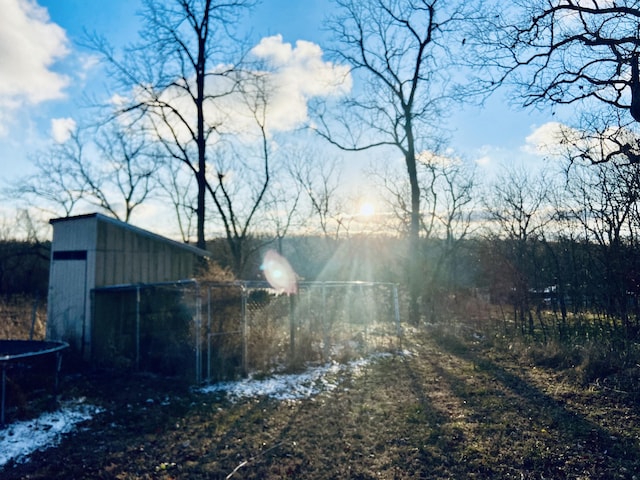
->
[0, 0, 557, 234]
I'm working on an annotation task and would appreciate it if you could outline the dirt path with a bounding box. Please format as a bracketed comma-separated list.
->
[2, 329, 639, 479]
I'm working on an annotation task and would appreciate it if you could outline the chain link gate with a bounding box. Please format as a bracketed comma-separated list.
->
[92, 281, 401, 382]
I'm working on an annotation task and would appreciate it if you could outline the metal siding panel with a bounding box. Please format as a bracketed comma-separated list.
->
[52, 217, 95, 251]
[139, 236, 149, 283]
[180, 252, 190, 278]
[101, 223, 114, 286]
[123, 228, 133, 284]
[113, 223, 125, 284]
[170, 249, 179, 280]
[161, 243, 171, 281]
[163, 243, 172, 281]
[132, 232, 142, 283]
[102, 221, 121, 285]
[95, 221, 107, 287]
[48, 216, 97, 357]
[150, 239, 160, 282]
[171, 245, 179, 280]
[46, 259, 87, 352]
[94, 247, 106, 287]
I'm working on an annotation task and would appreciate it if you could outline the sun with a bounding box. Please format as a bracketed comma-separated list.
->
[359, 202, 375, 217]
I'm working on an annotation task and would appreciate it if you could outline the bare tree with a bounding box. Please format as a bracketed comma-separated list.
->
[158, 159, 198, 243]
[93, 124, 158, 222]
[289, 151, 345, 239]
[550, 109, 640, 167]
[14, 138, 87, 218]
[205, 70, 274, 274]
[563, 157, 640, 325]
[427, 156, 477, 284]
[12, 124, 158, 222]
[475, 1, 640, 122]
[371, 162, 413, 235]
[259, 158, 305, 254]
[370, 152, 477, 321]
[315, 0, 473, 323]
[485, 167, 554, 334]
[90, 0, 255, 249]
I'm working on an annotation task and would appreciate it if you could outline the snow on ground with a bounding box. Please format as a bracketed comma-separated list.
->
[201, 353, 393, 401]
[0, 400, 102, 468]
[0, 352, 399, 469]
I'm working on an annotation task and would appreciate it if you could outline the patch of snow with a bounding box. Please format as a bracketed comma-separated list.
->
[0, 352, 401, 468]
[0, 400, 102, 468]
[201, 353, 392, 402]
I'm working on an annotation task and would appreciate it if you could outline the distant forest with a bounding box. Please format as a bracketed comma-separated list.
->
[4, 232, 640, 337]
[0, 239, 49, 297]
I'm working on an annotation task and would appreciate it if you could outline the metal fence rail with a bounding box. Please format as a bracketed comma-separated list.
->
[0, 340, 68, 426]
[92, 280, 401, 383]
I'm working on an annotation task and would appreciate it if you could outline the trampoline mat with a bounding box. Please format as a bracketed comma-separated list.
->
[0, 340, 69, 361]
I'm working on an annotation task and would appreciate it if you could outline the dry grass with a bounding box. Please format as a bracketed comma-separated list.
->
[2, 321, 640, 479]
[0, 295, 46, 340]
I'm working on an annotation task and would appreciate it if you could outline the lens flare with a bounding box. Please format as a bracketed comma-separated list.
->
[261, 250, 298, 294]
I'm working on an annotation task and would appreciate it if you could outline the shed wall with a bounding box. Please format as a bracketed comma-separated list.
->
[94, 220, 200, 286]
[46, 216, 97, 354]
[47, 213, 208, 359]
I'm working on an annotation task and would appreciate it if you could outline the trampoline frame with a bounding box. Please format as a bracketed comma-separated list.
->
[0, 340, 69, 426]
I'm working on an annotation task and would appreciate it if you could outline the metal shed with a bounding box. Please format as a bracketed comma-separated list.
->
[46, 213, 209, 358]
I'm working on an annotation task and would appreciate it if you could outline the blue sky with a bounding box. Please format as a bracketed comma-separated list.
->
[0, 0, 556, 228]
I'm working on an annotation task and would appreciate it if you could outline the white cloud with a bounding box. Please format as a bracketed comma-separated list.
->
[417, 149, 461, 168]
[525, 121, 640, 163]
[523, 122, 569, 156]
[249, 35, 352, 132]
[125, 36, 352, 145]
[76, 53, 100, 82]
[50, 117, 76, 143]
[473, 144, 501, 169]
[0, 97, 20, 136]
[475, 155, 491, 167]
[0, 0, 70, 132]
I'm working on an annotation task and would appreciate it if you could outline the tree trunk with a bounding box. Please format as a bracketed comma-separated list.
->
[406, 143, 421, 325]
[195, 1, 210, 251]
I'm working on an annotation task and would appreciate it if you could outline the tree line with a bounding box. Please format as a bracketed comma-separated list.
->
[4, 143, 640, 342]
[5, 0, 640, 331]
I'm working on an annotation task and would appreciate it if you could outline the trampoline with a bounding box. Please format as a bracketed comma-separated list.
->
[1, 340, 69, 426]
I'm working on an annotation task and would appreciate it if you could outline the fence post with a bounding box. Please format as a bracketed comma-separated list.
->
[29, 294, 39, 341]
[393, 284, 402, 347]
[195, 283, 202, 384]
[135, 285, 141, 371]
[322, 283, 329, 361]
[241, 285, 248, 377]
[289, 293, 296, 362]
[207, 286, 211, 383]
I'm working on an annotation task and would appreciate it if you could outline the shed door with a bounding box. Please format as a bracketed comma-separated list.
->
[48, 251, 88, 354]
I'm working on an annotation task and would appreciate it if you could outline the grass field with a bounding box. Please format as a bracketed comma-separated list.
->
[2, 323, 639, 479]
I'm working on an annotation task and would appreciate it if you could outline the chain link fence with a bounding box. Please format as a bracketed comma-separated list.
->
[92, 281, 401, 382]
